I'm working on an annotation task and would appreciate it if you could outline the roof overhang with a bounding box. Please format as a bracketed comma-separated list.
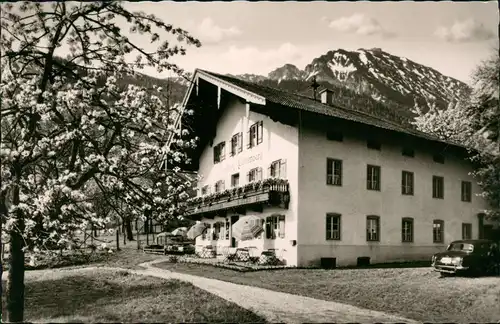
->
[161, 69, 267, 171]
[194, 69, 266, 106]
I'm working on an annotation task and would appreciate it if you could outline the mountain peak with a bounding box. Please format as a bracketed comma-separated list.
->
[207, 48, 471, 123]
[357, 47, 384, 53]
[268, 63, 305, 81]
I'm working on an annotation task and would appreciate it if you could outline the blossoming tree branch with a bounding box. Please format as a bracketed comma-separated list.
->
[0, 2, 200, 322]
[411, 52, 500, 222]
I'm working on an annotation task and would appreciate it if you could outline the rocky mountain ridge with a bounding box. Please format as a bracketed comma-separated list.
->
[134, 48, 471, 124]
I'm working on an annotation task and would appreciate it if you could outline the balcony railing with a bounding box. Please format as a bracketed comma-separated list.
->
[185, 178, 290, 216]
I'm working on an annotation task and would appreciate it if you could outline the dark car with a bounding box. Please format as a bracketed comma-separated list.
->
[431, 239, 500, 277]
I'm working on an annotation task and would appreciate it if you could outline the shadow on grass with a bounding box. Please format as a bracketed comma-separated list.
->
[339, 260, 431, 270]
[155, 260, 500, 323]
[173, 259, 432, 273]
[1, 271, 266, 323]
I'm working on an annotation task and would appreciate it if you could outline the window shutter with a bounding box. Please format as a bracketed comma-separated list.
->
[256, 121, 262, 144]
[213, 146, 217, 164]
[257, 167, 263, 181]
[326, 215, 331, 239]
[268, 165, 272, 178]
[337, 160, 342, 185]
[401, 219, 405, 242]
[247, 130, 252, 148]
[221, 142, 225, 161]
[230, 136, 235, 156]
[247, 171, 251, 182]
[280, 159, 287, 179]
[377, 218, 381, 241]
[367, 165, 371, 189]
[401, 171, 405, 194]
[366, 217, 370, 240]
[238, 132, 243, 152]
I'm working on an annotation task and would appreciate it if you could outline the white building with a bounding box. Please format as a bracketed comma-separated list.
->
[178, 69, 499, 267]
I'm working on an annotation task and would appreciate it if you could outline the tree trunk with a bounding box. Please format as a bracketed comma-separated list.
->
[125, 218, 134, 241]
[136, 219, 140, 250]
[6, 185, 26, 323]
[145, 211, 151, 245]
[115, 226, 120, 251]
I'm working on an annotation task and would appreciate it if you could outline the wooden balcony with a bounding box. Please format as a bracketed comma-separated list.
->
[184, 179, 290, 218]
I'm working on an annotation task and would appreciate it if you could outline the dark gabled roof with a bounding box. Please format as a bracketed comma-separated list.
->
[199, 70, 466, 149]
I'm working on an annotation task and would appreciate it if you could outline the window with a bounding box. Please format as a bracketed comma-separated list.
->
[433, 153, 445, 164]
[402, 218, 414, 242]
[248, 121, 263, 148]
[213, 222, 222, 240]
[432, 176, 444, 199]
[219, 221, 225, 240]
[433, 220, 444, 243]
[201, 223, 210, 240]
[402, 147, 415, 157]
[326, 130, 343, 142]
[247, 167, 263, 182]
[367, 140, 381, 150]
[326, 158, 342, 186]
[230, 133, 243, 156]
[231, 173, 240, 187]
[269, 159, 287, 179]
[366, 215, 380, 241]
[213, 142, 226, 163]
[265, 215, 285, 239]
[461, 181, 472, 202]
[214, 180, 225, 193]
[367, 165, 381, 191]
[326, 213, 341, 240]
[462, 223, 472, 240]
[401, 171, 414, 195]
[201, 185, 210, 195]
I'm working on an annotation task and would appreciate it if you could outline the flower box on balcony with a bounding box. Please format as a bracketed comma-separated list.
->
[185, 178, 289, 216]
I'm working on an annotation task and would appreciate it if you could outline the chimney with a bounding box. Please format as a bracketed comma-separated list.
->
[310, 76, 320, 101]
[319, 88, 333, 105]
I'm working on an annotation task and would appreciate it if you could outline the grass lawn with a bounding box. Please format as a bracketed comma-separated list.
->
[94, 248, 168, 269]
[156, 262, 500, 323]
[1, 269, 266, 323]
[2, 245, 166, 272]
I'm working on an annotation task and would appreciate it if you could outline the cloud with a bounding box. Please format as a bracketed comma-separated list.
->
[218, 43, 304, 74]
[193, 18, 241, 44]
[434, 19, 495, 42]
[326, 14, 394, 38]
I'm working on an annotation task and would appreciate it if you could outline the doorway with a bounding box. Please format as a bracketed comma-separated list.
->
[230, 215, 239, 248]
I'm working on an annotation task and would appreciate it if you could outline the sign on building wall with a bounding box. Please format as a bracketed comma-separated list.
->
[223, 153, 263, 173]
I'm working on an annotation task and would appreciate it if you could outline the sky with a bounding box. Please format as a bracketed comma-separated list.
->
[119, 1, 498, 84]
[118, 1, 499, 83]
[4, 2, 497, 84]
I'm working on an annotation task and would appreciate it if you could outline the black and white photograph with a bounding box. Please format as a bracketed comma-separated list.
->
[1, 1, 499, 323]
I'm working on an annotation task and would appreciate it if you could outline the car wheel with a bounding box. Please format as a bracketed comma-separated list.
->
[470, 266, 485, 277]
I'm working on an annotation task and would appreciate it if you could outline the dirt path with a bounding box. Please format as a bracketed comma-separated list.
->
[3, 259, 420, 324]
